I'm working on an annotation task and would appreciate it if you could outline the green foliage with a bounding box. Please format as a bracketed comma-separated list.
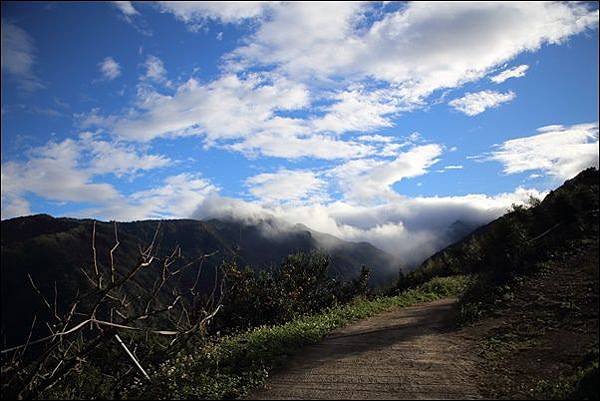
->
[128, 275, 469, 400]
[1, 216, 395, 346]
[394, 168, 599, 314]
[214, 251, 372, 333]
[8, 251, 381, 400]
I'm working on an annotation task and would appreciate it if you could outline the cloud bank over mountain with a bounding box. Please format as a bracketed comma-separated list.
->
[2, 2, 598, 264]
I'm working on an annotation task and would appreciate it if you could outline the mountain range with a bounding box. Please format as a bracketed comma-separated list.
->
[1, 214, 401, 345]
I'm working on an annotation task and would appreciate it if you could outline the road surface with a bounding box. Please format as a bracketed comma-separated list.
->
[250, 298, 482, 400]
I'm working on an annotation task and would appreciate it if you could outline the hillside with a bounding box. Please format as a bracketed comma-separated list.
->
[396, 167, 599, 291]
[392, 167, 599, 399]
[0, 215, 395, 346]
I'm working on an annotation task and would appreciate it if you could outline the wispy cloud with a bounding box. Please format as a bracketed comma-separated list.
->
[140, 55, 168, 83]
[111, 1, 152, 35]
[98, 57, 121, 80]
[449, 90, 516, 116]
[490, 64, 529, 83]
[112, 1, 139, 17]
[480, 122, 599, 180]
[1, 20, 44, 91]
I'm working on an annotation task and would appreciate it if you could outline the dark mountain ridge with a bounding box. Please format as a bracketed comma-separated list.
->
[396, 167, 599, 293]
[1, 214, 396, 346]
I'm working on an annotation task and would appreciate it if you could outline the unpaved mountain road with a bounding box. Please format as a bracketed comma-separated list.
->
[250, 298, 482, 400]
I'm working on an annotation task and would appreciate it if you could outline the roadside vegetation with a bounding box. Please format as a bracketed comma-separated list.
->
[392, 167, 599, 400]
[129, 275, 470, 399]
[1, 231, 469, 400]
[2, 168, 596, 400]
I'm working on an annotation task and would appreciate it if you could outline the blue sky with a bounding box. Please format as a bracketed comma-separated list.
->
[1, 2, 598, 261]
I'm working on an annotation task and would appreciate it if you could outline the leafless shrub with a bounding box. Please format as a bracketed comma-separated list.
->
[1, 221, 223, 399]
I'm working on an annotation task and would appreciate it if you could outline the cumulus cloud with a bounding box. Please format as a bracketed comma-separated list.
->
[79, 132, 171, 177]
[99, 57, 121, 80]
[482, 122, 599, 180]
[156, 1, 272, 28]
[1, 20, 44, 91]
[1, 139, 120, 210]
[226, 2, 367, 80]
[93, 173, 218, 221]
[449, 90, 516, 116]
[0, 193, 31, 220]
[226, 127, 374, 160]
[246, 169, 327, 204]
[310, 87, 399, 134]
[490, 64, 529, 83]
[82, 2, 597, 162]
[81, 71, 429, 160]
[330, 144, 443, 203]
[0, 134, 170, 219]
[82, 72, 388, 160]
[101, 73, 309, 141]
[227, 2, 598, 103]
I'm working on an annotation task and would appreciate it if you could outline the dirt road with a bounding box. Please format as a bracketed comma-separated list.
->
[250, 298, 482, 400]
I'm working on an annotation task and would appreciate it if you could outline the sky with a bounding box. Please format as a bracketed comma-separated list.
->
[1, 1, 599, 263]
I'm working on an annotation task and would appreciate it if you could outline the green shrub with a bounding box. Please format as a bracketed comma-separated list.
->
[129, 275, 469, 400]
[214, 251, 371, 333]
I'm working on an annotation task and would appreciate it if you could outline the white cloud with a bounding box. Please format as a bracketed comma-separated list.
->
[81, 72, 423, 160]
[78, 132, 171, 177]
[1, 134, 171, 219]
[106, 173, 217, 220]
[112, 1, 139, 16]
[99, 57, 121, 80]
[141, 55, 167, 83]
[444, 165, 463, 170]
[483, 122, 599, 180]
[101, 73, 309, 142]
[81, 73, 385, 160]
[329, 144, 443, 203]
[357, 135, 394, 143]
[156, 1, 272, 28]
[1, 139, 120, 206]
[228, 129, 374, 160]
[1, 20, 44, 91]
[246, 169, 327, 204]
[0, 193, 31, 220]
[449, 90, 516, 116]
[192, 185, 546, 265]
[226, 2, 366, 77]
[227, 2, 597, 105]
[490, 64, 529, 83]
[80, 2, 598, 161]
[310, 87, 398, 134]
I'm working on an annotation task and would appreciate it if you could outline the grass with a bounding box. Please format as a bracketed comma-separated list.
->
[129, 275, 471, 399]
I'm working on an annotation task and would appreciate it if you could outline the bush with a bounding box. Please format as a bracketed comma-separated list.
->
[131, 275, 470, 400]
[213, 251, 372, 334]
